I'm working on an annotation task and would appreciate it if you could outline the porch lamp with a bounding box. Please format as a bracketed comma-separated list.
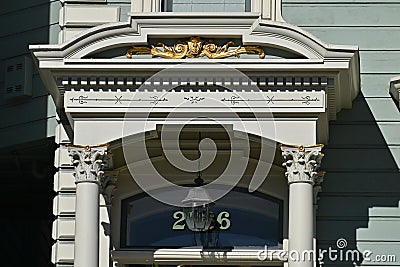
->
[182, 187, 213, 231]
[182, 133, 214, 232]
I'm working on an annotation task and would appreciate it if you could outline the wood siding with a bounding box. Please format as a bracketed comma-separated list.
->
[283, 1, 400, 265]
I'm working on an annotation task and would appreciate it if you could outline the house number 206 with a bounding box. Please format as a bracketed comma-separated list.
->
[172, 211, 231, 230]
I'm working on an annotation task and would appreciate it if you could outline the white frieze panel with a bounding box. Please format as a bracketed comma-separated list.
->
[51, 241, 74, 264]
[53, 218, 75, 240]
[53, 194, 76, 216]
[65, 90, 325, 113]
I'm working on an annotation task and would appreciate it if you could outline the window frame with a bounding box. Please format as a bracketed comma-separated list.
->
[161, 0, 252, 12]
[120, 187, 284, 249]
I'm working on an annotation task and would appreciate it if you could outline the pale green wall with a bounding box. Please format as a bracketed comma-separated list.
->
[0, 0, 61, 147]
[282, 0, 400, 266]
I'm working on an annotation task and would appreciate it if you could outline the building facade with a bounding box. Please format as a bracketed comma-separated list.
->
[1, 0, 400, 266]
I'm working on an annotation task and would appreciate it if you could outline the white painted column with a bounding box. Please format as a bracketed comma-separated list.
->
[69, 145, 108, 267]
[75, 182, 100, 267]
[280, 145, 324, 267]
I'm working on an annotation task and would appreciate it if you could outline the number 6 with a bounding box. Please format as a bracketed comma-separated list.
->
[217, 211, 231, 230]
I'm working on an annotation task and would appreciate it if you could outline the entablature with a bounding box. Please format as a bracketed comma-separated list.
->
[30, 13, 360, 145]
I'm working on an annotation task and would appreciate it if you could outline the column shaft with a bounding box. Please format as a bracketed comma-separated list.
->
[74, 182, 100, 267]
[288, 183, 314, 267]
[68, 145, 107, 267]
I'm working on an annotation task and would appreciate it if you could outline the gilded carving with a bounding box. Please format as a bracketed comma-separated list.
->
[126, 36, 265, 59]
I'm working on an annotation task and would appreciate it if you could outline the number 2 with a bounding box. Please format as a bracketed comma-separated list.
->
[172, 211, 185, 230]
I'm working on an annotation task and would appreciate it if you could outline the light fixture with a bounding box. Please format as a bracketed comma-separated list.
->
[182, 187, 213, 232]
[182, 132, 214, 232]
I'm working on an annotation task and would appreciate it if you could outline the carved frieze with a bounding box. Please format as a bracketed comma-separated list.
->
[65, 91, 325, 111]
[126, 36, 265, 59]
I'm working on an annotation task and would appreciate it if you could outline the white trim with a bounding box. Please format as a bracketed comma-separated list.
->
[60, 75, 328, 87]
[111, 246, 288, 265]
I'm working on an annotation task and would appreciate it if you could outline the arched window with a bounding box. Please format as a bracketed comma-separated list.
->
[161, 0, 252, 12]
[121, 187, 283, 248]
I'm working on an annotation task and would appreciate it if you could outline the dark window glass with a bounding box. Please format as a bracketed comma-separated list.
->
[121, 188, 283, 248]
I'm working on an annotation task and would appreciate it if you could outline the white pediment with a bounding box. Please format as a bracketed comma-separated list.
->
[32, 13, 358, 60]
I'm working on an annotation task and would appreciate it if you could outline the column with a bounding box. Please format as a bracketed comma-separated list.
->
[69, 145, 108, 267]
[100, 172, 118, 267]
[280, 144, 324, 267]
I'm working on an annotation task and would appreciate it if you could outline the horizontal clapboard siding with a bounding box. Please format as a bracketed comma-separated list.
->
[0, 0, 53, 15]
[298, 27, 400, 51]
[0, 1, 60, 38]
[0, 0, 59, 147]
[284, 4, 400, 26]
[0, 95, 56, 129]
[283, 1, 400, 264]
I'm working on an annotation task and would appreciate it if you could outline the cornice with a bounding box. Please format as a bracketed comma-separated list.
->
[30, 13, 360, 146]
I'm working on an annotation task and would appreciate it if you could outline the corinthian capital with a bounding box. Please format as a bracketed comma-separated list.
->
[280, 144, 324, 185]
[68, 145, 108, 184]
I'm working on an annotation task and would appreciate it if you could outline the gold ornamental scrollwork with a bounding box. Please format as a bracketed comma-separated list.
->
[126, 36, 265, 59]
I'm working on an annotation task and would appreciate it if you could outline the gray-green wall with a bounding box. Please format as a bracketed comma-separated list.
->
[0, 0, 60, 147]
[282, 0, 400, 265]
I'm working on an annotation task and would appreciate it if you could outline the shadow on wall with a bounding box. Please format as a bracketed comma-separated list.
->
[0, 0, 58, 266]
[0, 138, 56, 267]
[318, 92, 400, 266]
[0, 0, 59, 147]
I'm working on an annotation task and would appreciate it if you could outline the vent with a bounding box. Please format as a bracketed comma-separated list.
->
[3, 56, 33, 100]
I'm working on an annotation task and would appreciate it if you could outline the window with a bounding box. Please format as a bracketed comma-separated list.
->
[121, 187, 283, 248]
[162, 0, 252, 12]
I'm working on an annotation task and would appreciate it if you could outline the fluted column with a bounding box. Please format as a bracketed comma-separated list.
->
[69, 145, 108, 267]
[280, 144, 324, 267]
